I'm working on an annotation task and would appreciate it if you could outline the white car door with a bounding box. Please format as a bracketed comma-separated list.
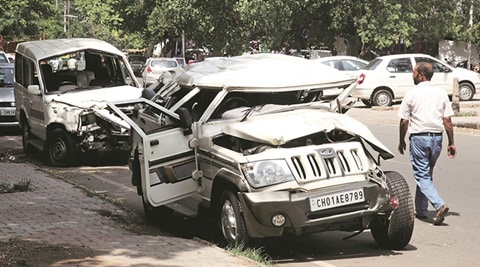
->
[385, 57, 415, 99]
[140, 126, 197, 207]
[414, 56, 454, 94]
[109, 100, 198, 207]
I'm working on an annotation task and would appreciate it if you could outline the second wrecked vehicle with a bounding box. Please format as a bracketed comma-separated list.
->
[109, 54, 414, 249]
[14, 38, 143, 166]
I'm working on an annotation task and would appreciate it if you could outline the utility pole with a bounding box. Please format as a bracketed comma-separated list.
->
[467, 0, 474, 69]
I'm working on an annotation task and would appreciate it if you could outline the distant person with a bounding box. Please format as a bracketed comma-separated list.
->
[397, 62, 456, 225]
[331, 47, 337, 56]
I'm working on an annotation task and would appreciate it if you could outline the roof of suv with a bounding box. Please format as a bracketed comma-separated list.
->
[177, 53, 356, 91]
[16, 38, 124, 61]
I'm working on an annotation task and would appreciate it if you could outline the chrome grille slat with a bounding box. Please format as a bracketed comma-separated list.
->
[288, 142, 367, 181]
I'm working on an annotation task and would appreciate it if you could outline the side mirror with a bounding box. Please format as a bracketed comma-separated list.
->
[27, 85, 41, 95]
[176, 107, 192, 134]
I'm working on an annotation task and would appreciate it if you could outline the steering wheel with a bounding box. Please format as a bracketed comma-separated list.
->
[58, 80, 75, 86]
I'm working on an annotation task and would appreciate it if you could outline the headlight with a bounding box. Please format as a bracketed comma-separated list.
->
[242, 160, 294, 188]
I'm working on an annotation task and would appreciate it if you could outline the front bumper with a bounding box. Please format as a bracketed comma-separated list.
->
[238, 180, 391, 238]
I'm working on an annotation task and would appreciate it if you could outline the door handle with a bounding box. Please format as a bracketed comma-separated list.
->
[389, 76, 396, 78]
[150, 140, 159, 146]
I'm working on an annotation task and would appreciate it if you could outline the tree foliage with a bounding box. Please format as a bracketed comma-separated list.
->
[3, 0, 480, 57]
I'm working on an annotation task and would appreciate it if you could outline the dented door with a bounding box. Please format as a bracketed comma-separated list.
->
[139, 126, 198, 207]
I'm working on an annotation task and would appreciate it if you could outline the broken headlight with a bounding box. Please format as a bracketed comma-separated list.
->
[80, 112, 96, 126]
[242, 160, 294, 188]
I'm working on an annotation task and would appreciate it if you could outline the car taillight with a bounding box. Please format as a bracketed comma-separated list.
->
[357, 73, 365, 84]
[146, 66, 152, 73]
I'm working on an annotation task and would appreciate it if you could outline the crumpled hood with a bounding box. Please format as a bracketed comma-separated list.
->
[222, 108, 394, 159]
[48, 85, 142, 109]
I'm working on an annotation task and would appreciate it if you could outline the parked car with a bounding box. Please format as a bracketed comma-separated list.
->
[0, 63, 17, 126]
[353, 53, 480, 106]
[128, 54, 147, 77]
[315, 56, 368, 78]
[14, 38, 143, 166]
[141, 57, 179, 87]
[108, 53, 414, 249]
[0, 51, 10, 63]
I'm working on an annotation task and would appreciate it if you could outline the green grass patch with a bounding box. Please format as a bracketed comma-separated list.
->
[226, 243, 273, 266]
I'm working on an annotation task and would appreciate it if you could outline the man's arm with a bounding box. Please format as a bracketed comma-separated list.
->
[443, 116, 456, 159]
[398, 118, 409, 155]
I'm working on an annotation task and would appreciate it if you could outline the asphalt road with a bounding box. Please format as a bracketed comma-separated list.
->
[1, 98, 479, 267]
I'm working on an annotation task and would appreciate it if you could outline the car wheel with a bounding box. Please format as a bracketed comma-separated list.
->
[361, 99, 372, 107]
[45, 128, 79, 167]
[370, 171, 414, 250]
[219, 190, 249, 247]
[459, 82, 474, 101]
[372, 89, 393, 106]
[21, 121, 35, 154]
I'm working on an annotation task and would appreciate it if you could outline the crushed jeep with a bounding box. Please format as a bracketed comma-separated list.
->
[14, 38, 143, 166]
[109, 54, 414, 249]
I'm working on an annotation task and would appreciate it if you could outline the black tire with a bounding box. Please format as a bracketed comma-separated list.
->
[21, 121, 35, 154]
[219, 190, 249, 247]
[370, 171, 414, 250]
[372, 89, 393, 106]
[45, 128, 79, 167]
[361, 99, 372, 107]
[459, 82, 474, 101]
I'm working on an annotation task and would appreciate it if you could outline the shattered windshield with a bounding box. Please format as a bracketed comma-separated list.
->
[42, 50, 135, 93]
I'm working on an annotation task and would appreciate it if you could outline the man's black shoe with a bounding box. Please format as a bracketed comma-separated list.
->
[415, 214, 428, 220]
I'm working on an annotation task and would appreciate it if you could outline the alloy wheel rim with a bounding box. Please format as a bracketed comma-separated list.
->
[221, 200, 238, 241]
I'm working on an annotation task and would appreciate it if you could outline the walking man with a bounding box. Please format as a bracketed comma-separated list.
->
[397, 61, 457, 225]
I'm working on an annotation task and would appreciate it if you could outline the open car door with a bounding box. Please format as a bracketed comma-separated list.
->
[108, 99, 198, 207]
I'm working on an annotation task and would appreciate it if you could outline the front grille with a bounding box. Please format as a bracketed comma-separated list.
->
[290, 142, 368, 181]
[0, 102, 15, 108]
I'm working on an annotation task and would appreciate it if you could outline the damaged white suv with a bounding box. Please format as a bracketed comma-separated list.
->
[14, 38, 143, 166]
[109, 54, 414, 249]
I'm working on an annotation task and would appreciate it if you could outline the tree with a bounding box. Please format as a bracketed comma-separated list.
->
[0, 0, 62, 41]
[71, 0, 124, 47]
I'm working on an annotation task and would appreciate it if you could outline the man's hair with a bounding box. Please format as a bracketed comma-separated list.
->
[416, 62, 434, 80]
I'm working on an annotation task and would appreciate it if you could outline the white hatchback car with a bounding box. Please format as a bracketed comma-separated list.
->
[352, 53, 480, 106]
[141, 57, 179, 87]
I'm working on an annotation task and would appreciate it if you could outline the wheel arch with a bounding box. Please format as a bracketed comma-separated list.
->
[210, 172, 249, 213]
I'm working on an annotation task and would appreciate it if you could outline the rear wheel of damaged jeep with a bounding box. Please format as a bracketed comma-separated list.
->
[219, 190, 249, 247]
[370, 171, 414, 250]
[46, 128, 79, 167]
[21, 121, 35, 154]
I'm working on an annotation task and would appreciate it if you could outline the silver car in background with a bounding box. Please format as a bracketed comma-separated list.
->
[141, 57, 179, 87]
[0, 63, 17, 126]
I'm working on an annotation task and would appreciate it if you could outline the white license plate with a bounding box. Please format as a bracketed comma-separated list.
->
[309, 189, 365, 212]
[0, 109, 15, 116]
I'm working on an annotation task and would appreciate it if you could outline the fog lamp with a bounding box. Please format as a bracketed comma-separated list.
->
[271, 214, 286, 227]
